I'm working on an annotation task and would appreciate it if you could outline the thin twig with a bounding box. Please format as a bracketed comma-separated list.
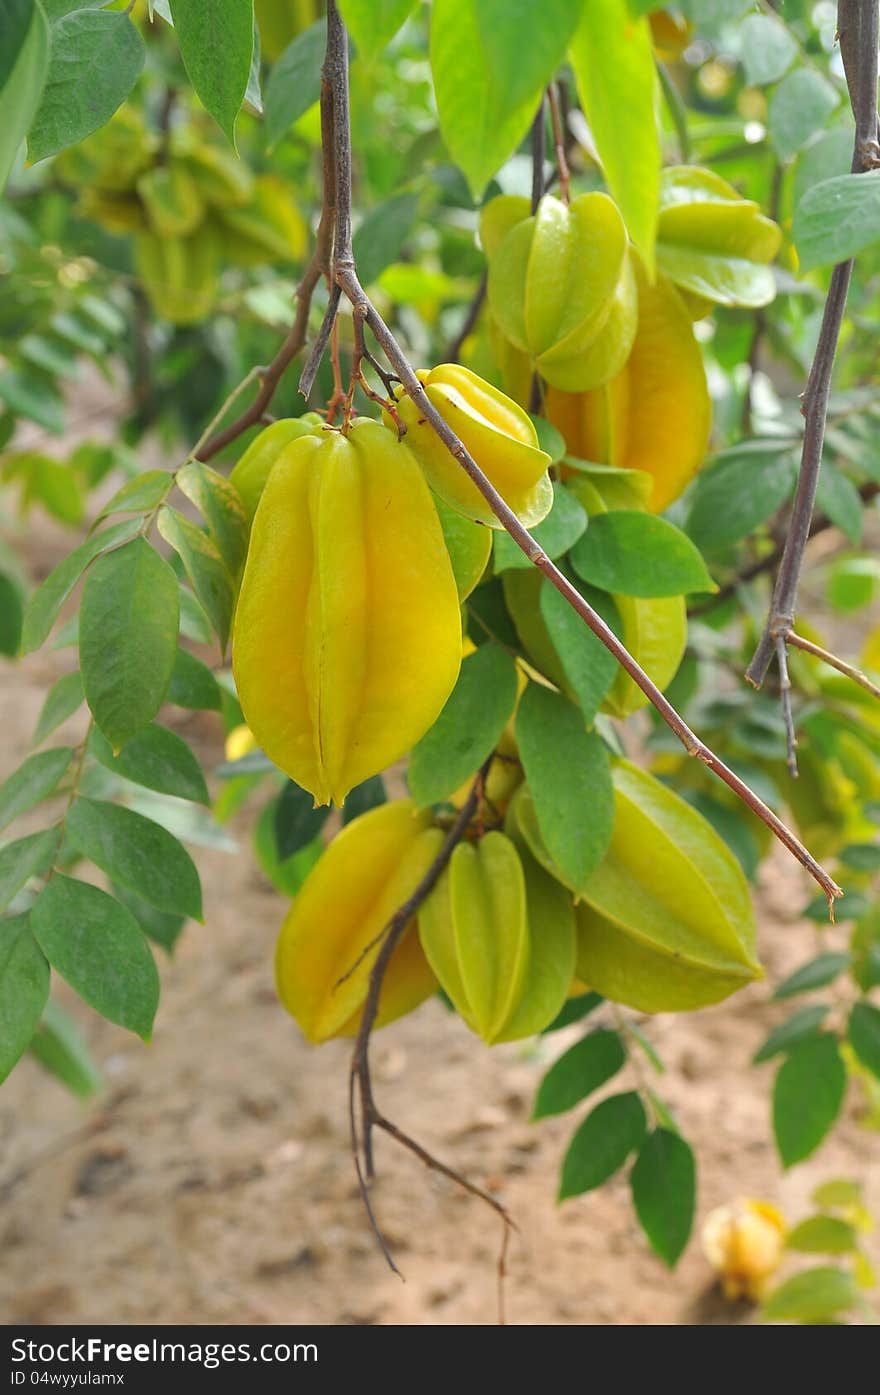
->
[746, 0, 880, 689]
[788, 631, 880, 700]
[657, 61, 691, 163]
[530, 98, 546, 213]
[547, 82, 570, 204]
[775, 634, 798, 777]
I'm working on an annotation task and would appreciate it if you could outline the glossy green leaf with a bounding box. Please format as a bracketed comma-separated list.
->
[493, 484, 587, 573]
[21, 516, 143, 654]
[112, 882, 185, 955]
[533, 1028, 625, 1119]
[0, 747, 72, 835]
[774, 952, 850, 1000]
[516, 684, 613, 893]
[409, 644, 518, 807]
[274, 780, 329, 860]
[570, 510, 715, 597]
[353, 193, 419, 286]
[33, 670, 84, 746]
[541, 990, 603, 1035]
[28, 998, 102, 1098]
[570, 0, 658, 271]
[559, 1091, 647, 1200]
[848, 1001, 880, 1080]
[686, 442, 798, 553]
[32, 875, 159, 1040]
[167, 648, 222, 711]
[253, 799, 323, 897]
[0, 828, 60, 912]
[176, 461, 249, 579]
[761, 1267, 858, 1324]
[0, 913, 49, 1082]
[89, 724, 209, 805]
[538, 579, 619, 726]
[80, 539, 179, 752]
[794, 171, 880, 272]
[95, 470, 173, 522]
[341, 775, 387, 824]
[630, 1127, 695, 1268]
[66, 796, 202, 921]
[157, 507, 234, 651]
[28, 9, 145, 162]
[786, 1215, 857, 1256]
[814, 461, 864, 545]
[264, 19, 325, 145]
[0, 572, 22, 656]
[337, 0, 416, 58]
[169, 0, 253, 145]
[768, 69, 839, 162]
[0, 0, 49, 192]
[753, 1004, 830, 1064]
[773, 1034, 846, 1168]
[739, 12, 797, 86]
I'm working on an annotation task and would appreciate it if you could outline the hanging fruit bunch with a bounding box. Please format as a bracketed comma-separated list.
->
[213, 54, 782, 1044]
[54, 106, 307, 324]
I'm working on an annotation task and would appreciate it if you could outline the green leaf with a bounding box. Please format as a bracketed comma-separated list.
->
[0, 913, 49, 1082]
[569, 0, 659, 272]
[80, 539, 179, 752]
[274, 780, 329, 860]
[89, 724, 209, 805]
[27, 10, 145, 162]
[516, 684, 613, 892]
[0, 828, 60, 912]
[685, 442, 798, 553]
[761, 1267, 858, 1324]
[493, 484, 588, 572]
[538, 579, 618, 725]
[430, 0, 550, 198]
[112, 882, 185, 955]
[786, 1215, 857, 1256]
[21, 516, 143, 654]
[848, 1001, 880, 1080]
[541, 989, 603, 1034]
[167, 648, 222, 711]
[337, 0, 416, 59]
[570, 511, 715, 598]
[0, 747, 72, 835]
[95, 470, 174, 522]
[28, 998, 102, 1099]
[66, 797, 202, 921]
[559, 1091, 647, 1200]
[738, 12, 797, 86]
[794, 171, 880, 273]
[839, 843, 880, 872]
[774, 952, 850, 1000]
[0, 371, 63, 433]
[773, 1034, 846, 1168]
[474, 0, 581, 112]
[767, 69, 839, 163]
[31, 875, 159, 1040]
[532, 1028, 625, 1119]
[176, 461, 249, 579]
[812, 1179, 862, 1209]
[33, 670, 84, 745]
[341, 775, 387, 824]
[353, 193, 419, 286]
[815, 461, 864, 545]
[157, 507, 235, 651]
[408, 644, 519, 807]
[0, 572, 23, 656]
[629, 1127, 696, 1268]
[753, 1005, 830, 1064]
[0, 0, 49, 192]
[264, 19, 325, 145]
[253, 799, 323, 897]
[169, 0, 253, 145]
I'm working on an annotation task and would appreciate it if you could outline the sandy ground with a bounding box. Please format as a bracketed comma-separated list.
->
[1, 517, 878, 1328]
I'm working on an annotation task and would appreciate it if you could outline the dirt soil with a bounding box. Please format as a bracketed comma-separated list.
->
[1, 517, 878, 1328]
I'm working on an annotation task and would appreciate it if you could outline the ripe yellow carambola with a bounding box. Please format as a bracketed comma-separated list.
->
[701, 1200, 787, 1301]
[484, 192, 637, 392]
[547, 266, 711, 513]
[233, 418, 462, 806]
[229, 415, 324, 521]
[419, 831, 575, 1042]
[275, 800, 441, 1042]
[389, 364, 552, 529]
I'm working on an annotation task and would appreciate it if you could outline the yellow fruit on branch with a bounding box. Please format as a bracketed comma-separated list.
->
[389, 363, 552, 529]
[228, 415, 324, 522]
[701, 1199, 787, 1301]
[275, 800, 442, 1042]
[232, 418, 462, 806]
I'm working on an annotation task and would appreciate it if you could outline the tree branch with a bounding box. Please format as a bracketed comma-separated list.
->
[746, 0, 880, 690]
[788, 631, 880, 701]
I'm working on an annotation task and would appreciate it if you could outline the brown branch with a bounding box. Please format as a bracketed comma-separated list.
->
[788, 631, 880, 701]
[746, 0, 880, 689]
[547, 82, 570, 204]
